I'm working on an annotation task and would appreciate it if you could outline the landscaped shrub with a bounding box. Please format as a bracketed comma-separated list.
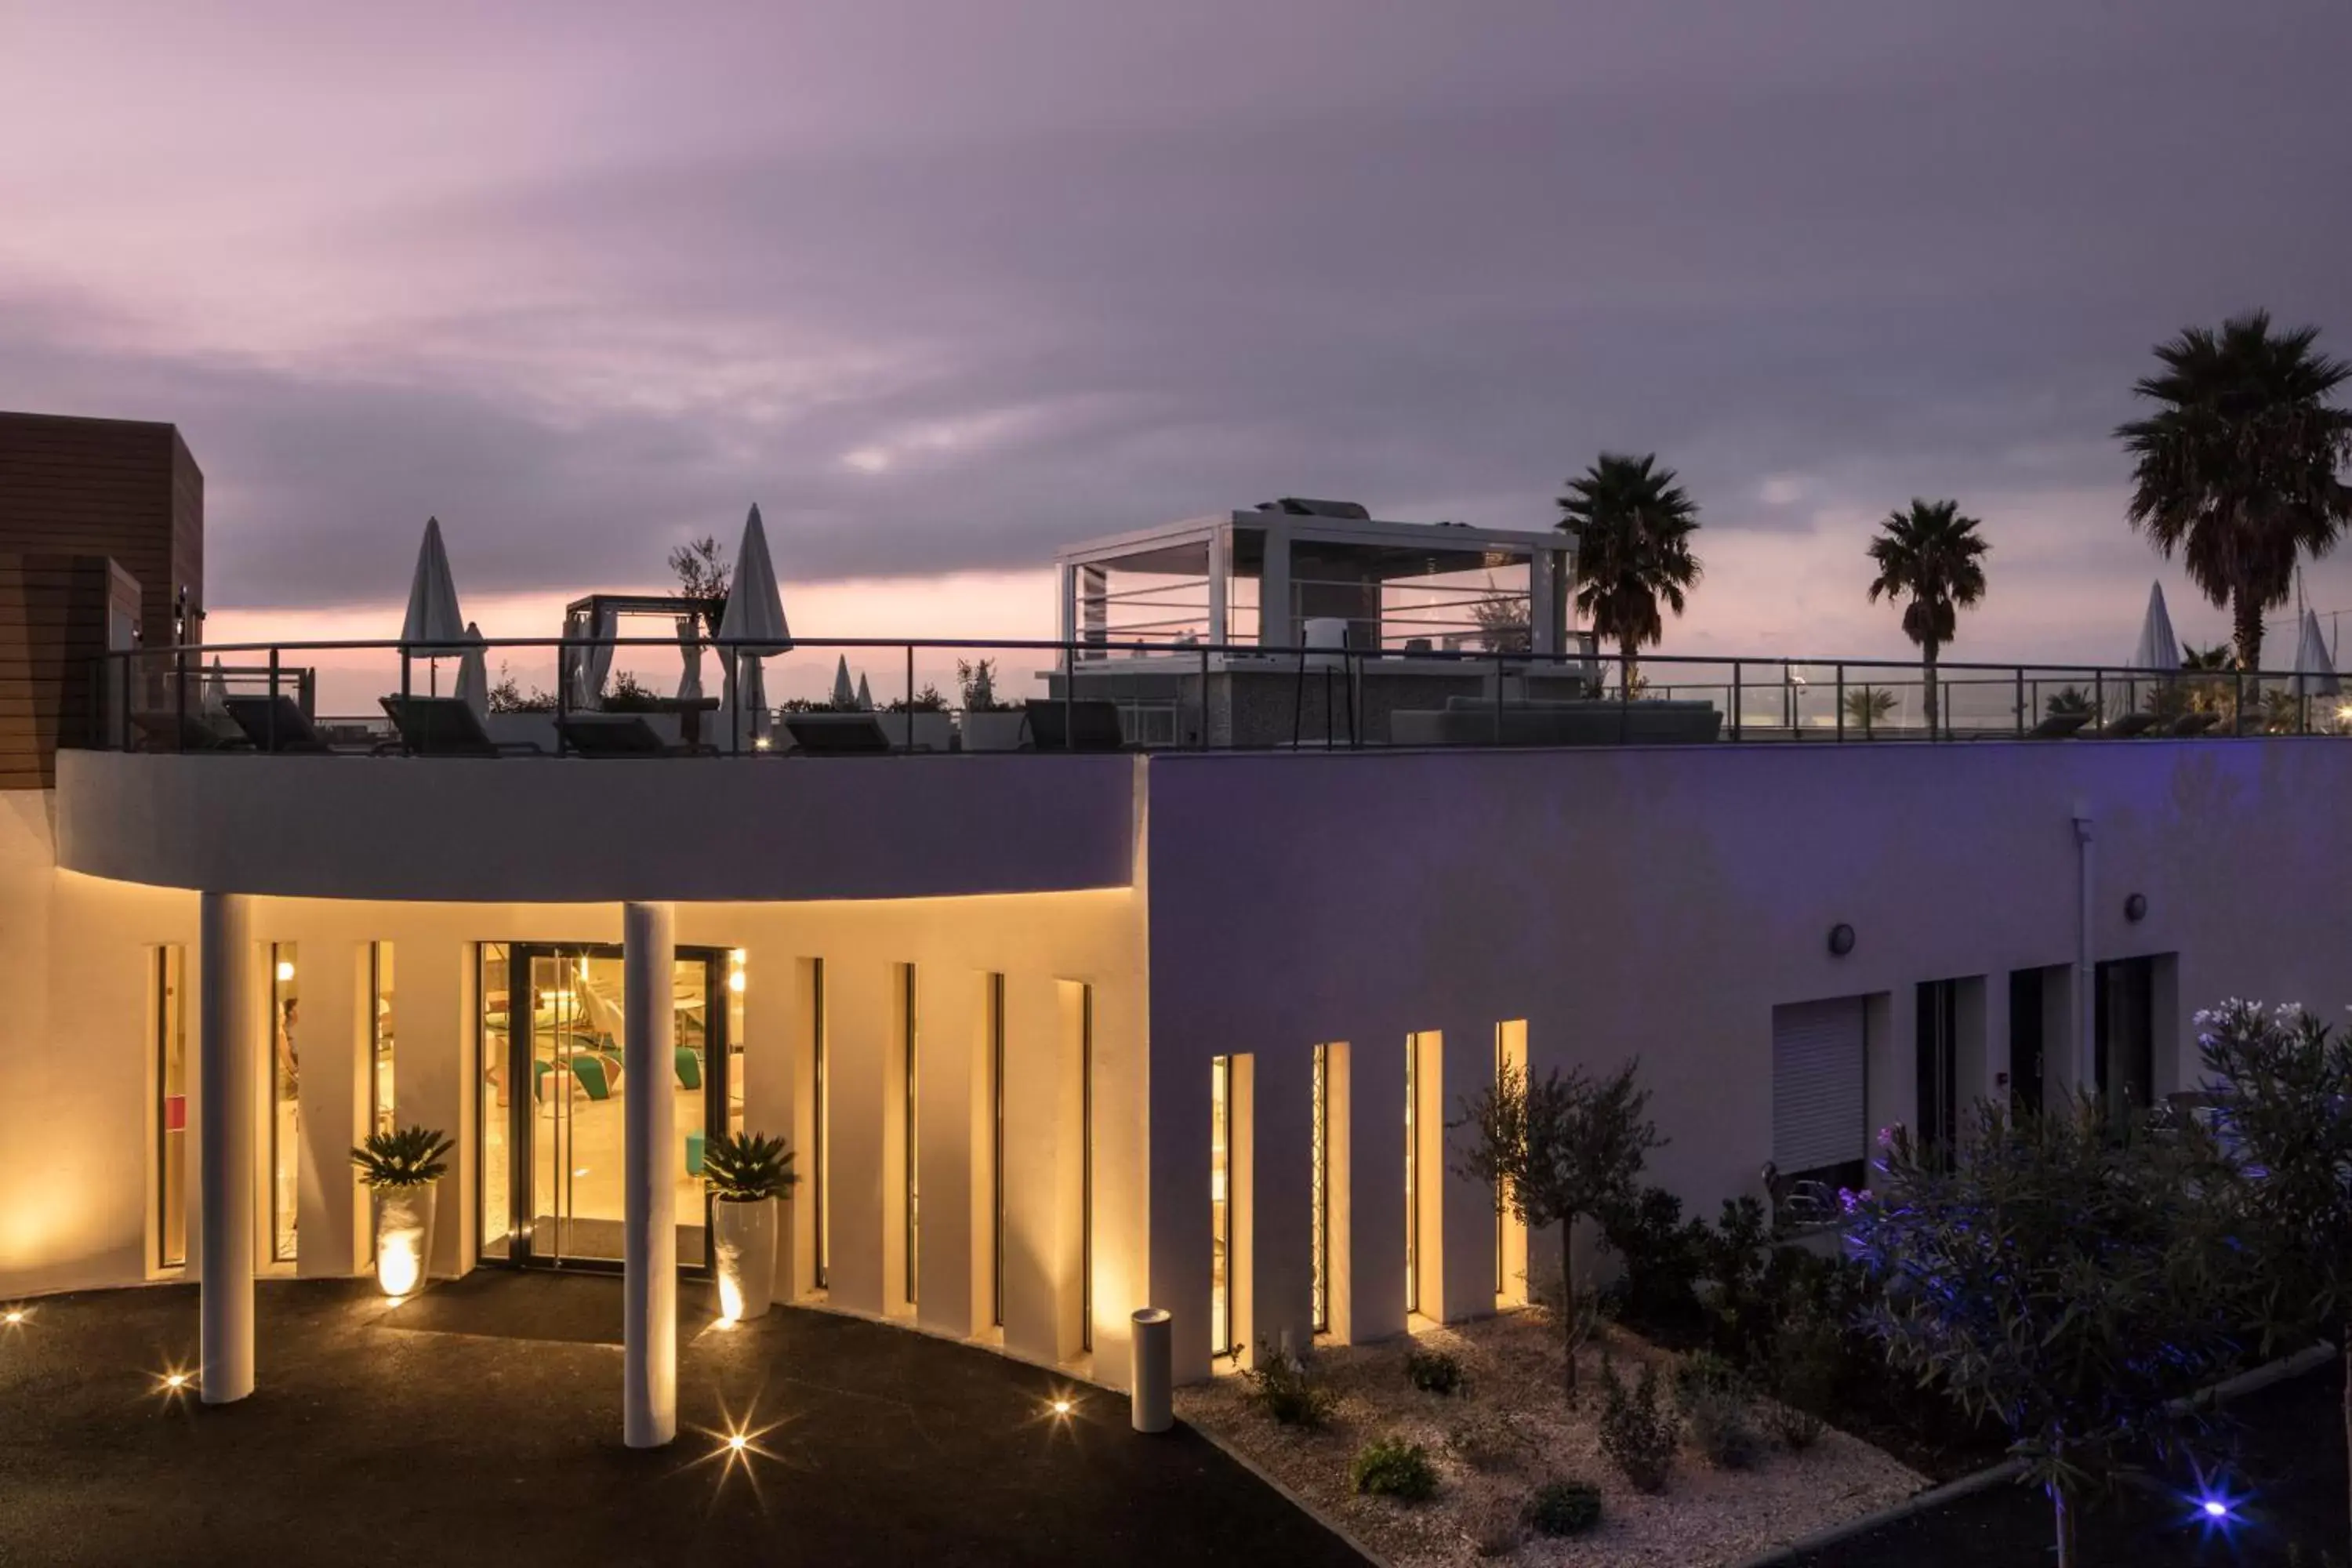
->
[1762, 1312, 1840, 1450]
[1351, 1436, 1440, 1503]
[1684, 1385, 1766, 1469]
[1241, 1345, 1338, 1430]
[1446, 1407, 1538, 1474]
[1599, 1185, 1709, 1338]
[1597, 1356, 1677, 1494]
[1700, 1196, 1779, 1359]
[1523, 1479, 1605, 1537]
[1403, 1345, 1466, 1396]
[1671, 1348, 1744, 1413]
[1465, 1494, 1523, 1558]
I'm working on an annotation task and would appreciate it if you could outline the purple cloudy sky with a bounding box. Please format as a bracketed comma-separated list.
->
[6, 0, 2351, 665]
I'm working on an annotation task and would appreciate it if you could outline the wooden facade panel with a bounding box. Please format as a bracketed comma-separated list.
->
[0, 411, 202, 653]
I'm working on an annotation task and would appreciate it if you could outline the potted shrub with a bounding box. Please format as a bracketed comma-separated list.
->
[706, 1131, 798, 1322]
[957, 659, 1025, 752]
[879, 684, 955, 752]
[350, 1126, 456, 1298]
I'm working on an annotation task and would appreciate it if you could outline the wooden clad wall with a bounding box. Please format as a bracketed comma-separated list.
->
[0, 410, 203, 652]
[0, 554, 140, 789]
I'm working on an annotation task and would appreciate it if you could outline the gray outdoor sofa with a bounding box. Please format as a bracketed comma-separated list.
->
[1389, 695, 1723, 747]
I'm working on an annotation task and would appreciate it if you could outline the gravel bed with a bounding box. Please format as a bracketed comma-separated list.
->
[1176, 1310, 1926, 1567]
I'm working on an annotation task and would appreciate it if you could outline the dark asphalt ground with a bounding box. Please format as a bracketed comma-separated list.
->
[0, 1273, 1368, 1568]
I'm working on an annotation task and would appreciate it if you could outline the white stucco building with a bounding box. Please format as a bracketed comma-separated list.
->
[5, 423, 2348, 1443]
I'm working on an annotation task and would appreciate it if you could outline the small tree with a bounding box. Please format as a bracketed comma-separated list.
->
[668, 535, 731, 633]
[2196, 999, 2352, 1550]
[1846, 1100, 2245, 1568]
[1456, 1059, 1662, 1399]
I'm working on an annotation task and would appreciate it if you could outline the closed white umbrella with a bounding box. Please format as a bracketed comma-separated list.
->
[674, 615, 703, 704]
[201, 656, 230, 715]
[855, 673, 873, 712]
[401, 516, 467, 696]
[2295, 608, 2339, 697]
[829, 656, 855, 709]
[717, 504, 791, 744]
[454, 622, 490, 719]
[2129, 582, 2180, 672]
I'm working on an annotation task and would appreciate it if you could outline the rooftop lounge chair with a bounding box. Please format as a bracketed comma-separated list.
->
[783, 712, 894, 754]
[556, 712, 713, 757]
[2094, 711, 2158, 739]
[1390, 695, 1722, 747]
[2167, 711, 2219, 737]
[130, 708, 248, 752]
[222, 694, 332, 753]
[2026, 711, 2092, 739]
[1025, 698, 1128, 752]
[379, 695, 545, 756]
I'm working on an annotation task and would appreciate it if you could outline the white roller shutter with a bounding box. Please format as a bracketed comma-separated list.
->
[1773, 997, 1867, 1173]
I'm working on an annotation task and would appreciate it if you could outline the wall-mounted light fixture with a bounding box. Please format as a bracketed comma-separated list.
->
[2124, 893, 2148, 924]
[1827, 923, 1857, 956]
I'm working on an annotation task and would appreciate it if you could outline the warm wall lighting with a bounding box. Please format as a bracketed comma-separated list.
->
[728, 971, 746, 994]
[1051, 1398, 1074, 1415]
[2, 1307, 25, 1327]
[274, 960, 296, 982]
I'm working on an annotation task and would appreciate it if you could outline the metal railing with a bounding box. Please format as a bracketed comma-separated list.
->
[79, 635, 2351, 758]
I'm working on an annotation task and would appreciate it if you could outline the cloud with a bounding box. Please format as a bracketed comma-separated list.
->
[2, 0, 2349, 666]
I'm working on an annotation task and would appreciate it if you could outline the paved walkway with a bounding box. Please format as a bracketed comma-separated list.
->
[0, 1275, 1368, 1568]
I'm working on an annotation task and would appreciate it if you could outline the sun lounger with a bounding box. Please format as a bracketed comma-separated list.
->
[1025, 699, 1128, 752]
[379, 695, 545, 756]
[2167, 711, 2219, 737]
[2094, 711, 2158, 739]
[2027, 712, 2092, 739]
[130, 709, 248, 752]
[556, 712, 712, 757]
[783, 712, 894, 754]
[223, 694, 332, 752]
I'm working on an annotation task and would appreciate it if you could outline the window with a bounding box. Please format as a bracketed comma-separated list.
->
[901, 963, 919, 1308]
[812, 959, 829, 1290]
[1405, 1031, 1441, 1319]
[371, 944, 397, 1137]
[727, 949, 746, 1145]
[270, 943, 300, 1264]
[989, 974, 1006, 1330]
[1078, 983, 1094, 1354]
[1310, 1043, 1330, 1334]
[1494, 1021, 1529, 1306]
[155, 947, 188, 1269]
[1771, 996, 1867, 1192]
[1403, 1036, 1417, 1317]
[480, 943, 512, 1259]
[1210, 1054, 1233, 1358]
[1916, 980, 1960, 1156]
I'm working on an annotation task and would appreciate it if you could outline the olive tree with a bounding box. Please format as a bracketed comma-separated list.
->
[2196, 999, 2352, 1550]
[1846, 1098, 2245, 1568]
[1455, 1058, 1661, 1399]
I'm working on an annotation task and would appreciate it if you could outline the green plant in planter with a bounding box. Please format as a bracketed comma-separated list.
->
[350, 1126, 456, 1188]
[1242, 1343, 1338, 1429]
[704, 1132, 799, 1202]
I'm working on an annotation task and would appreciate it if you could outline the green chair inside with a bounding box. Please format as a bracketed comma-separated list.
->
[684, 1127, 706, 1178]
[674, 1046, 703, 1091]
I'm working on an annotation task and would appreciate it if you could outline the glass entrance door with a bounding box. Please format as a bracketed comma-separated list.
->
[481, 942, 724, 1272]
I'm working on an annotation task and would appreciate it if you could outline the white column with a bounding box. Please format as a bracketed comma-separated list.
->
[198, 891, 256, 1404]
[622, 901, 677, 1449]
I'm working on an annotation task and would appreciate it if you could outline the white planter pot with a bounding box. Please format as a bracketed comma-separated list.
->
[959, 710, 1028, 751]
[712, 1196, 779, 1323]
[372, 1181, 438, 1298]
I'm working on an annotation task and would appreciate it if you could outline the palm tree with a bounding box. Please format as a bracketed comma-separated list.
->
[1555, 453, 1702, 691]
[1842, 685, 1897, 738]
[2117, 311, 2352, 671]
[1866, 499, 1989, 735]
